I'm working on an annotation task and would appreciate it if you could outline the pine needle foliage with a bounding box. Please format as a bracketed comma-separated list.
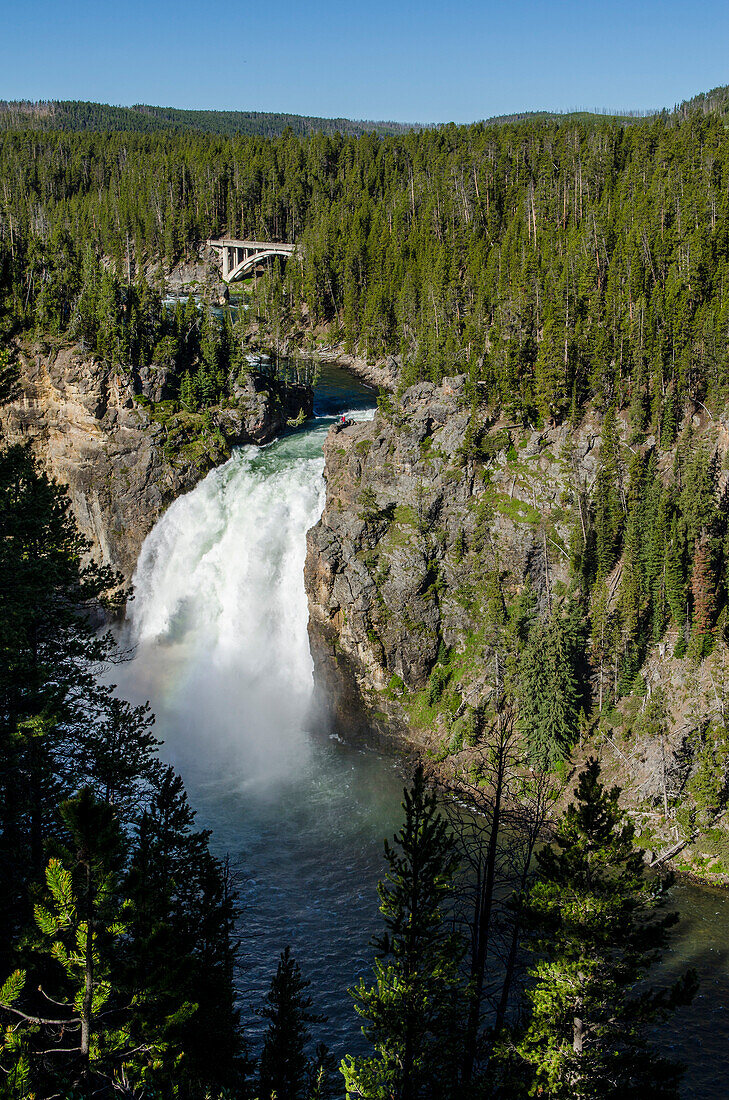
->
[341, 765, 466, 1100]
[258, 945, 330, 1100]
[514, 759, 697, 1098]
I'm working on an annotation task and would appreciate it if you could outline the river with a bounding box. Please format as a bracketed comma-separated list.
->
[113, 363, 728, 1097]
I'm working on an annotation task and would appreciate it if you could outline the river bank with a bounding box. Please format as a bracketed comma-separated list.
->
[103, 362, 729, 1098]
[246, 330, 400, 391]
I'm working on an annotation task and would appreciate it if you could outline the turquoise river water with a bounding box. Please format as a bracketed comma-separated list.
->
[112, 364, 729, 1097]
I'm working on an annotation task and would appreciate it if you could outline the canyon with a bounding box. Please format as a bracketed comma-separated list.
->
[3, 335, 729, 878]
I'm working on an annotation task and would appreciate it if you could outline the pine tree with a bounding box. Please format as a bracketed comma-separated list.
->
[594, 406, 624, 579]
[258, 946, 326, 1100]
[95, 272, 123, 363]
[644, 464, 669, 642]
[307, 1043, 339, 1100]
[665, 513, 688, 642]
[589, 578, 613, 712]
[515, 759, 696, 1098]
[535, 313, 570, 421]
[517, 607, 585, 767]
[0, 789, 134, 1096]
[341, 765, 465, 1100]
[124, 766, 244, 1096]
[198, 306, 222, 405]
[67, 695, 160, 817]
[179, 368, 197, 410]
[689, 533, 716, 659]
[0, 445, 118, 964]
[619, 453, 646, 647]
[659, 386, 677, 448]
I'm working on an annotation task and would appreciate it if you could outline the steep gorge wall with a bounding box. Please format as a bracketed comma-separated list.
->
[305, 377, 729, 874]
[305, 376, 598, 744]
[0, 342, 311, 580]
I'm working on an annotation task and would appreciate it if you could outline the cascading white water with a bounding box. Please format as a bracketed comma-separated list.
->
[122, 400, 376, 794]
[110, 376, 403, 1053]
[124, 431, 332, 788]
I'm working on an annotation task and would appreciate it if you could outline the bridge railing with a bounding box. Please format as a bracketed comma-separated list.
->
[207, 238, 296, 282]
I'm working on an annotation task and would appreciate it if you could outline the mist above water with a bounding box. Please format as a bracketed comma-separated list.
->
[113, 371, 404, 1051]
[110, 366, 729, 1089]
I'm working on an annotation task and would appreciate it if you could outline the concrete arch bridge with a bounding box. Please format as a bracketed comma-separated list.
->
[208, 238, 296, 283]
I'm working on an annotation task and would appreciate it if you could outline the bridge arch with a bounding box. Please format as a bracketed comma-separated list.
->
[208, 238, 296, 283]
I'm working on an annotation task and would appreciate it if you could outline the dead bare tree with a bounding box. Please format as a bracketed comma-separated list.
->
[439, 708, 558, 1086]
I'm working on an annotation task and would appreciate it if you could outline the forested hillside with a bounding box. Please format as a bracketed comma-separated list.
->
[0, 99, 422, 138]
[677, 84, 729, 119]
[2, 110, 729, 693]
[0, 97, 655, 138]
[3, 104, 729, 425]
[1, 93, 725, 1095]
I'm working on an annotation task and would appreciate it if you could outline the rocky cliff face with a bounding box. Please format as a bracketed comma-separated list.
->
[1, 342, 311, 580]
[144, 243, 226, 298]
[305, 376, 601, 746]
[305, 376, 729, 875]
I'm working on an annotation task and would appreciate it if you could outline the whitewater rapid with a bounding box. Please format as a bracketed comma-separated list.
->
[123, 409, 373, 790]
[124, 441, 322, 787]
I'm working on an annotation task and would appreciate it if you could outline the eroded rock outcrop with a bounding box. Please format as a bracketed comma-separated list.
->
[0, 343, 311, 579]
[305, 375, 729, 876]
[305, 376, 605, 749]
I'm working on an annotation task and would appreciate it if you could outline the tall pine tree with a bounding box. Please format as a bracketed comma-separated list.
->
[515, 759, 696, 1098]
[341, 766, 465, 1100]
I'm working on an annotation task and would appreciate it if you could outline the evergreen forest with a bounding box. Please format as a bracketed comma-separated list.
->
[4, 96, 729, 421]
[3, 95, 723, 742]
[0, 101, 422, 139]
[1, 90, 727, 1096]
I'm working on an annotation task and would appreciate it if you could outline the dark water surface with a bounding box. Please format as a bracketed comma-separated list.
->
[113, 363, 729, 1095]
[654, 882, 729, 1096]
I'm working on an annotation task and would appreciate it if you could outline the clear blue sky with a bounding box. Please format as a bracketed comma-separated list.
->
[2, 0, 728, 123]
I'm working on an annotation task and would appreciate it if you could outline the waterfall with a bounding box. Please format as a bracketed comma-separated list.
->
[115, 399, 399, 1053]
[124, 434, 328, 789]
